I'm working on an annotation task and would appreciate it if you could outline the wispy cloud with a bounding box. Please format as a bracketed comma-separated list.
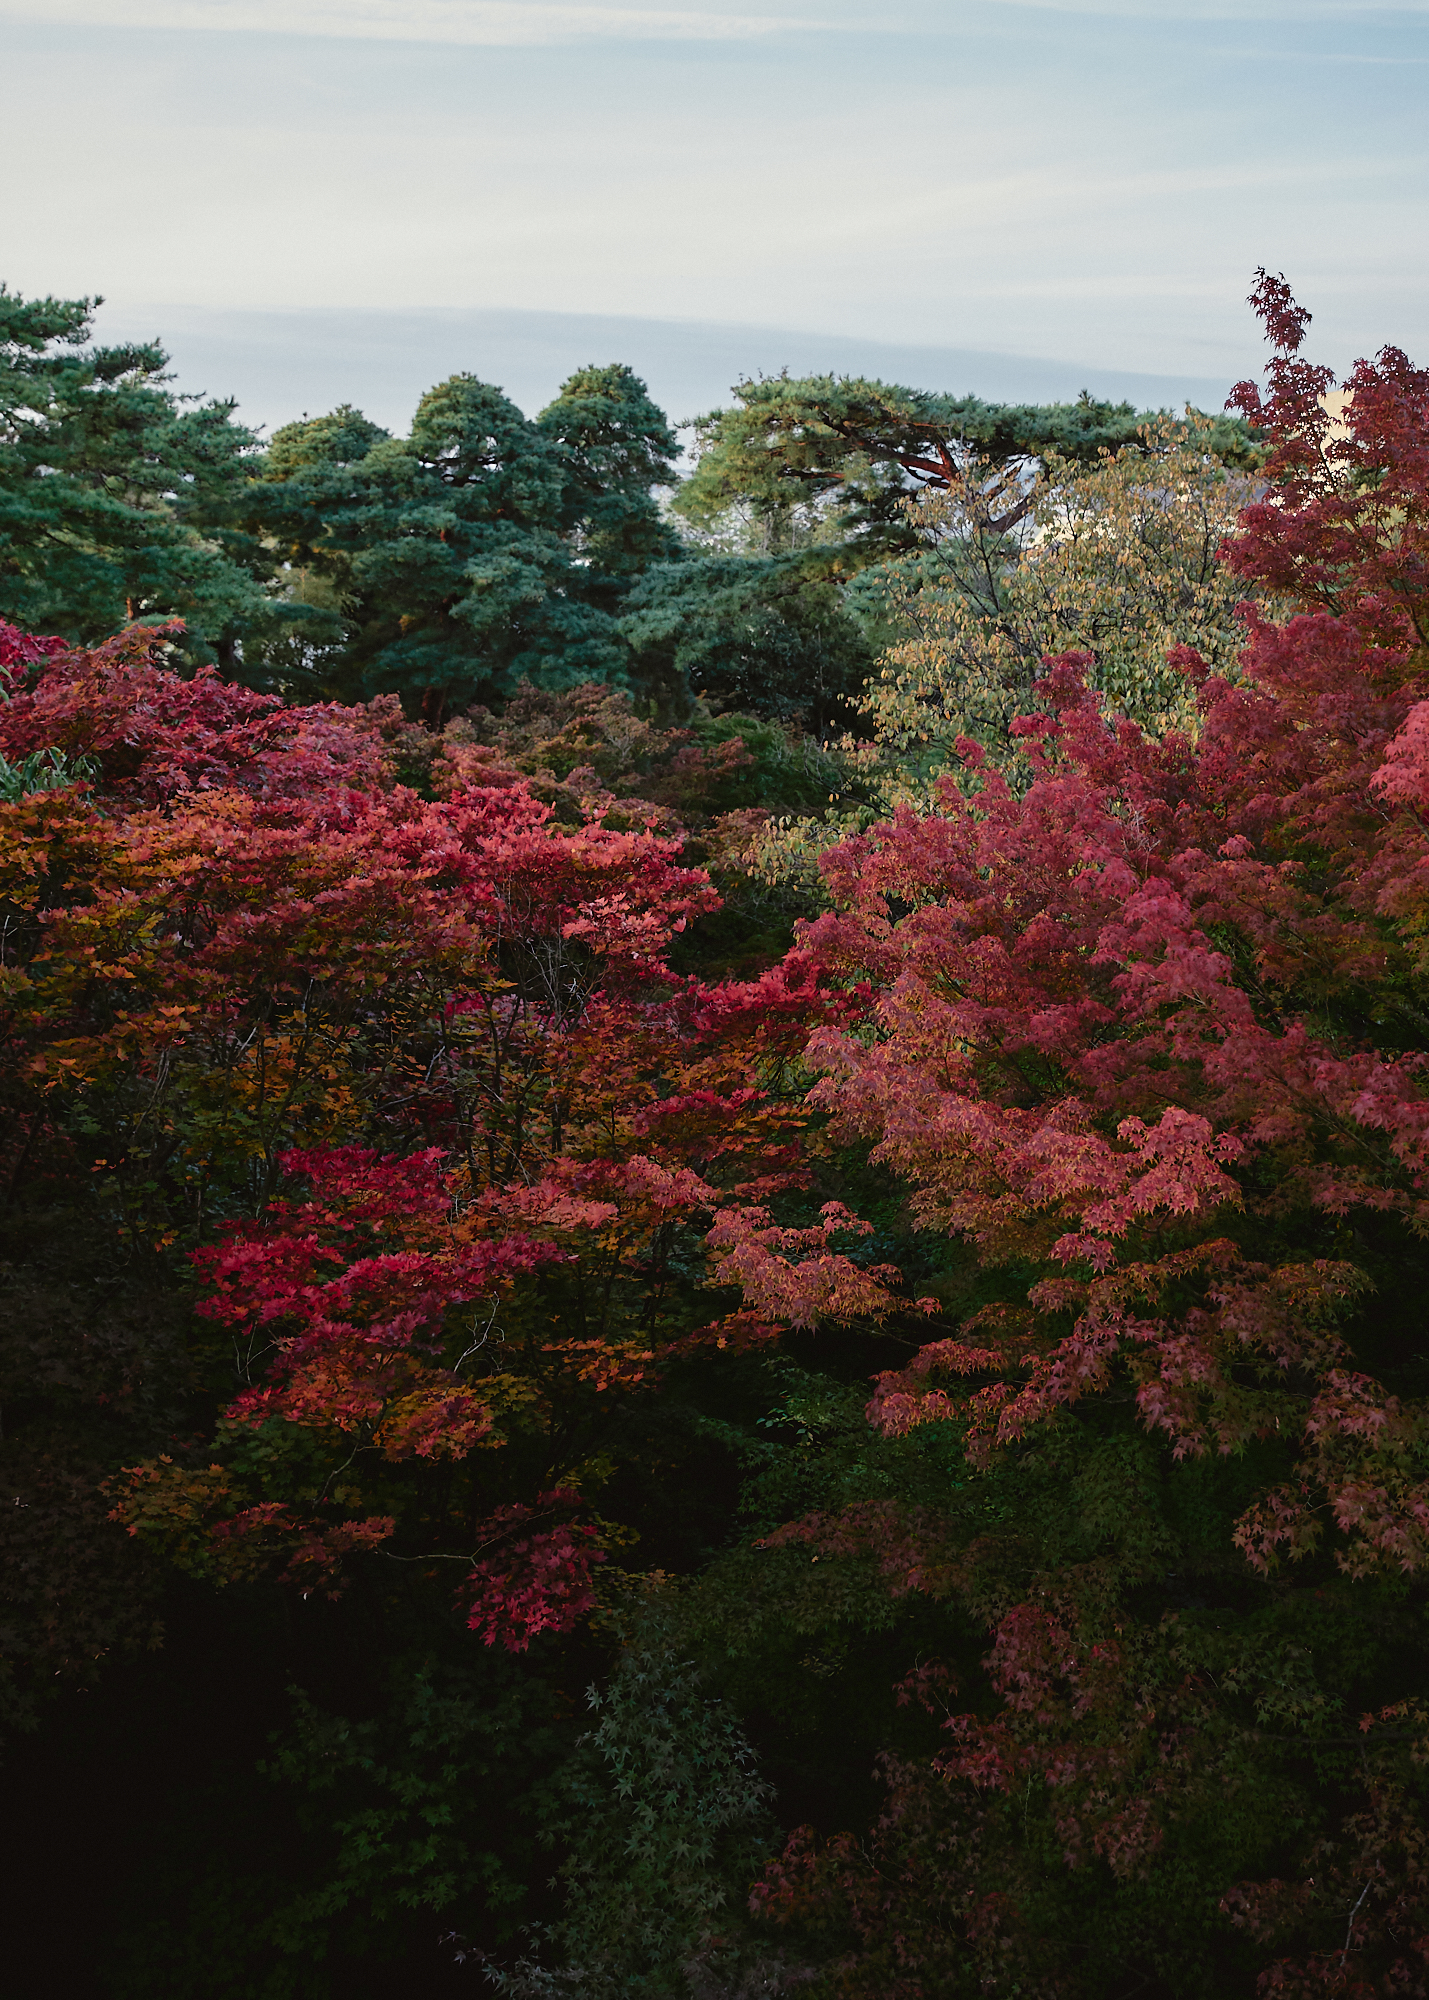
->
[996, 0, 1428, 14]
[2, 0, 1423, 32]
[0, 0, 828, 43]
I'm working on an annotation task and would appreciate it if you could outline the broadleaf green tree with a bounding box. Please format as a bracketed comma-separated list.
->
[864, 415, 1269, 774]
[488, 1602, 790, 2000]
[744, 416, 1274, 886]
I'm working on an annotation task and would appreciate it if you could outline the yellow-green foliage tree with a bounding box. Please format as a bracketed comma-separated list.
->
[873, 417, 1262, 760]
[749, 418, 1268, 885]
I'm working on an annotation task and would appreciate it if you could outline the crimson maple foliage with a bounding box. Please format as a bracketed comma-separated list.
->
[0, 622, 837, 1656]
[0, 620, 67, 677]
[705, 275, 1429, 1995]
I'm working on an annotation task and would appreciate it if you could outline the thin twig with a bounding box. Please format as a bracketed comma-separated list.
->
[1342, 1878, 1373, 1966]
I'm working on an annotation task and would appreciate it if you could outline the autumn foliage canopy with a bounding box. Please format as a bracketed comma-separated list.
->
[6, 274, 1429, 1997]
[720, 271, 1429, 1996]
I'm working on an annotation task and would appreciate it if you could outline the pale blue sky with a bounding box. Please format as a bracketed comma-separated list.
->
[2, 0, 1424, 432]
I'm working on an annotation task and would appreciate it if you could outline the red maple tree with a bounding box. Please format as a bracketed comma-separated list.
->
[0, 622, 836, 1645]
[724, 273, 1429, 1994]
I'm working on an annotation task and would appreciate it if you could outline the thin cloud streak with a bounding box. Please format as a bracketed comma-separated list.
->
[807, 148, 1426, 248]
[0, 0, 827, 43]
[997, 0, 1428, 14]
[2, 0, 1424, 34]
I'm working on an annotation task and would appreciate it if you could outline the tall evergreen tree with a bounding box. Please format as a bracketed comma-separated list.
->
[675, 372, 1262, 558]
[0, 285, 267, 658]
[537, 362, 683, 585]
[247, 373, 659, 717]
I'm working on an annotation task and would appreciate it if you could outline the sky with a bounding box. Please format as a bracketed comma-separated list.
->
[2, 0, 1425, 435]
